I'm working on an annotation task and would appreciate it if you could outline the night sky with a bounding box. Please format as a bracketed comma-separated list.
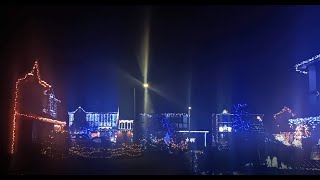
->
[2, 5, 320, 143]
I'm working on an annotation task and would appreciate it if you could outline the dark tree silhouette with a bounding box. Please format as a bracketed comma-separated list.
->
[70, 109, 89, 132]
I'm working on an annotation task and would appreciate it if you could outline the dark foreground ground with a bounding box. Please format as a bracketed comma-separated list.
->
[7, 152, 190, 175]
[4, 151, 320, 175]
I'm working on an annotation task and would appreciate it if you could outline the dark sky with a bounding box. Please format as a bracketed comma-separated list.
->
[2, 5, 320, 134]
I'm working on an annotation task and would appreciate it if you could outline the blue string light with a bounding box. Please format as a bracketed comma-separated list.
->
[232, 104, 250, 133]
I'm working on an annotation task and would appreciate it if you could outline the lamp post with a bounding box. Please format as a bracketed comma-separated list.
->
[188, 106, 193, 174]
[133, 83, 149, 143]
[188, 106, 191, 133]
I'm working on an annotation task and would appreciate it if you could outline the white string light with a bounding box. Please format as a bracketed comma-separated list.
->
[295, 53, 320, 74]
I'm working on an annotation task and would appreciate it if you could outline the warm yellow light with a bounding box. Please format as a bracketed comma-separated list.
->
[143, 83, 149, 88]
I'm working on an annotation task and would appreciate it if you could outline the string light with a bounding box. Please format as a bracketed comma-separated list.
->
[43, 89, 61, 118]
[273, 106, 296, 119]
[18, 113, 66, 126]
[288, 115, 320, 128]
[294, 124, 311, 139]
[118, 120, 134, 130]
[68, 107, 118, 131]
[10, 61, 64, 154]
[214, 104, 265, 145]
[67, 143, 143, 159]
[145, 137, 189, 152]
[141, 113, 189, 118]
[295, 53, 320, 74]
[178, 130, 209, 133]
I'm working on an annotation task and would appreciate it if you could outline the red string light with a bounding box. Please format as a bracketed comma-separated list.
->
[17, 113, 66, 126]
[10, 61, 64, 154]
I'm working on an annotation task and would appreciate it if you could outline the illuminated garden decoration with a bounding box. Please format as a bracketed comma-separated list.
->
[232, 104, 249, 133]
[144, 114, 175, 139]
[273, 106, 296, 119]
[273, 106, 296, 132]
[10, 61, 66, 154]
[213, 105, 265, 146]
[288, 116, 320, 129]
[273, 114, 318, 148]
[68, 106, 119, 133]
[141, 113, 190, 153]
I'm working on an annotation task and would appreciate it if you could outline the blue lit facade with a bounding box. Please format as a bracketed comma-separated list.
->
[212, 113, 265, 146]
[139, 113, 189, 135]
[68, 107, 119, 134]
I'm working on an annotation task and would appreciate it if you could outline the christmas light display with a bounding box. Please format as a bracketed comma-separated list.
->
[10, 61, 65, 154]
[141, 113, 188, 137]
[139, 114, 191, 152]
[142, 113, 178, 142]
[141, 113, 189, 118]
[162, 115, 174, 136]
[178, 130, 209, 133]
[40, 140, 143, 159]
[18, 113, 66, 126]
[119, 120, 134, 130]
[232, 104, 249, 133]
[274, 121, 312, 148]
[186, 138, 196, 143]
[177, 130, 209, 147]
[294, 124, 311, 139]
[273, 106, 296, 119]
[43, 89, 61, 118]
[68, 106, 119, 131]
[145, 137, 189, 152]
[218, 125, 232, 132]
[214, 104, 265, 145]
[68, 143, 143, 159]
[288, 115, 320, 128]
[294, 53, 320, 74]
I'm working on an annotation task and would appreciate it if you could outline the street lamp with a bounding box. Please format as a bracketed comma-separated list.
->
[133, 83, 149, 143]
[188, 106, 191, 132]
[143, 83, 149, 88]
[187, 106, 193, 173]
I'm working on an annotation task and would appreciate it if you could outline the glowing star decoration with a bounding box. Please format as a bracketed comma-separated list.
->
[257, 116, 262, 122]
[295, 53, 320, 74]
[222, 109, 229, 114]
[10, 61, 65, 154]
[273, 106, 296, 119]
